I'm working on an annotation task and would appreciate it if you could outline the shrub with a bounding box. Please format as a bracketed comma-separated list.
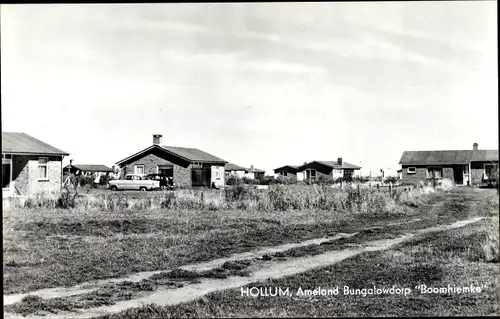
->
[56, 184, 78, 208]
[242, 177, 260, 185]
[260, 176, 275, 185]
[225, 176, 242, 186]
[384, 176, 398, 185]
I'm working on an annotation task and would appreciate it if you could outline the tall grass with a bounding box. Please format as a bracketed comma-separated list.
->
[5, 183, 436, 215]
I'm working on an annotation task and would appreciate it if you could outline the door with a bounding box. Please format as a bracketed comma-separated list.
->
[192, 167, 211, 186]
[463, 164, 469, 186]
[453, 166, 463, 185]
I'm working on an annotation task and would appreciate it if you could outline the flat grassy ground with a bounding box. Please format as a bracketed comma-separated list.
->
[99, 189, 499, 318]
[2, 187, 494, 299]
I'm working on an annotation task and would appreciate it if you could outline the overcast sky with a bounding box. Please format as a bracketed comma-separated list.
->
[1, 2, 497, 176]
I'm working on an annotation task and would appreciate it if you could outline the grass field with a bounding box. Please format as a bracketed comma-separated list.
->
[3, 185, 498, 317]
[95, 190, 499, 318]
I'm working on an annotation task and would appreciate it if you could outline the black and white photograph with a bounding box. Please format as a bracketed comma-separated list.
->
[1, 1, 498, 318]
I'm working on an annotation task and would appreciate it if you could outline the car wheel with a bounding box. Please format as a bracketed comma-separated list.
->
[140, 187, 147, 192]
[110, 185, 118, 191]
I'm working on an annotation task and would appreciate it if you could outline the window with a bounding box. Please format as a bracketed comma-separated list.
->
[306, 169, 316, 180]
[2, 154, 12, 159]
[215, 170, 220, 179]
[2, 158, 12, 189]
[484, 163, 499, 180]
[192, 162, 202, 168]
[407, 167, 416, 174]
[280, 171, 288, 177]
[38, 157, 48, 180]
[225, 171, 230, 177]
[134, 165, 144, 175]
[427, 167, 443, 179]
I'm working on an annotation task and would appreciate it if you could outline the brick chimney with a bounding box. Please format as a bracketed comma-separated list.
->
[473, 142, 478, 150]
[153, 134, 163, 145]
[250, 165, 254, 171]
[337, 157, 343, 166]
[69, 159, 73, 167]
[304, 162, 307, 165]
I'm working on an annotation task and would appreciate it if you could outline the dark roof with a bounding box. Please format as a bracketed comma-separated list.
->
[399, 150, 499, 165]
[116, 145, 227, 165]
[225, 163, 247, 171]
[2, 132, 69, 156]
[298, 160, 361, 170]
[274, 165, 299, 171]
[65, 164, 113, 172]
[248, 167, 265, 173]
[160, 146, 226, 163]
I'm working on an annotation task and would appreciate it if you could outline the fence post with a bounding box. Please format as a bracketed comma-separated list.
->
[389, 183, 392, 198]
[377, 184, 380, 192]
[201, 191, 204, 203]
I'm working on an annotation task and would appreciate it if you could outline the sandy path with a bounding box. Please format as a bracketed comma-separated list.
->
[4, 216, 483, 319]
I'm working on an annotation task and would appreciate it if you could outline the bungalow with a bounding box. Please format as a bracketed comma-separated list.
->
[399, 143, 499, 186]
[63, 160, 114, 177]
[298, 158, 362, 181]
[274, 165, 305, 181]
[2, 132, 69, 197]
[115, 134, 227, 188]
[246, 165, 265, 180]
[225, 163, 247, 178]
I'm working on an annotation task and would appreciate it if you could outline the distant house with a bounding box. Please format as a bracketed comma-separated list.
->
[225, 163, 247, 178]
[399, 143, 499, 186]
[246, 165, 265, 180]
[274, 165, 305, 181]
[297, 158, 362, 182]
[63, 160, 114, 177]
[115, 134, 227, 188]
[2, 132, 69, 197]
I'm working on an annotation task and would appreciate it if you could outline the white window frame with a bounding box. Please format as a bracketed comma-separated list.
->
[306, 169, 316, 180]
[192, 161, 202, 168]
[2, 157, 13, 190]
[38, 157, 49, 180]
[407, 167, 416, 174]
[134, 165, 145, 175]
[215, 170, 220, 179]
[484, 163, 499, 180]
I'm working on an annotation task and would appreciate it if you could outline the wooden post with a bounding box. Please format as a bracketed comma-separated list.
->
[201, 191, 204, 203]
[389, 183, 392, 198]
[377, 184, 380, 192]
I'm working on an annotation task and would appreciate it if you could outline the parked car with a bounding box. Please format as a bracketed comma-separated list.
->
[108, 174, 160, 191]
[144, 173, 176, 190]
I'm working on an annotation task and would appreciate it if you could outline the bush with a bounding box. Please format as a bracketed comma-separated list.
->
[270, 175, 297, 185]
[384, 176, 399, 185]
[56, 184, 78, 208]
[259, 176, 275, 185]
[242, 177, 260, 185]
[225, 176, 243, 186]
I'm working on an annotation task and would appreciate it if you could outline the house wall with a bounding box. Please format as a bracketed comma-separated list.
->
[211, 165, 225, 187]
[226, 170, 246, 178]
[275, 169, 297, 177]
[9, 155, 63, 195]
[298, 162, 332, 180]
[120, 149, 192, 187]
[401, 165, 455, 185]
[470, 161, 499, 185]
[245, 172, 255, 180]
